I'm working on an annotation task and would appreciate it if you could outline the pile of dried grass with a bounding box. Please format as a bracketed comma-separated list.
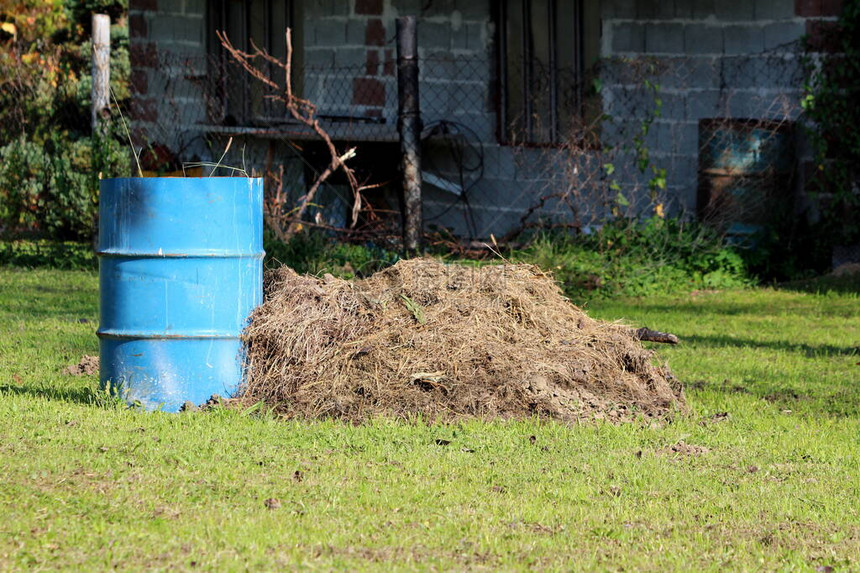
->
[240, 260, 684, 423]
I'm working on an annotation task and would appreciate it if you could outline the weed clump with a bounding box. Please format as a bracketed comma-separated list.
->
[241, 259, 685, 423]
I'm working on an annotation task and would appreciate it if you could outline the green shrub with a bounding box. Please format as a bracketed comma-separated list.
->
[260, 217, 751, 301]
[0, 240, 96, 270]
[800, 3, 860, 265]
[515, 217, 751, 300]
[0, 0, 131, 241]
[263, 230, 400, 278]
[0, 128, 129, 241]
[0, 137, 47, 235]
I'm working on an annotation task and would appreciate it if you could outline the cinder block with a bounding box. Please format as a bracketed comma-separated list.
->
[420, 0, 455, 18]
[684, 24, 724, 54]
[313, 19, 346, 46]
[645, 23, 685, 54]
[604, 0, 637, 19]
[304, 47, 336, 69]
[649, 120, 674, 155]
[671, 155, 699, 191]
[672, 121, 699, 155]
[715, 0, 755, 21]
[454, 0, 487, 20]
[332, 47, 367, 68]
[316, 19, 350, 47]
[303, 0, 329, 18]
[157, 0, 183, 15]
[421, 55, 456, 80]
[686, 89, 723, 119]
[763, 21, 804, 50]
[754, 0, 795, 19]
[720, 56, 761, 88]
[184, 0, 205, 16]
[655, 57, 721, 90]
[301, 74, 325, 105]
[658, 92, 686, 120]
[691, 0, 717, 18]
[453, 55, 491, 83]
[393, 0, 423, 16]
[726, 89, 766, 117]
[421, 21, 453, 50]
[611, 22, 646, 53]
[636, 0, 674, 19]
[149, 16, 203, 45]
[420, 82, 460, 115]
[452, 25, 468, 50]
[724, 25, 765, 54]
[346, 20, 365, 45]
[464, 22, 486, 51]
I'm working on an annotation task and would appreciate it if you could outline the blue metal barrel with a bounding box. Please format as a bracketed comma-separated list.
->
[697, 118, 794, 246]
[97, 177, 264, 411]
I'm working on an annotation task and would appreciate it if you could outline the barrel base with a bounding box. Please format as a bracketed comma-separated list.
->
[99, 337, 244, 412]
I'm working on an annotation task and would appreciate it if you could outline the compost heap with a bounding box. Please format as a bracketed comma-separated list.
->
[241, 260, 685, 422]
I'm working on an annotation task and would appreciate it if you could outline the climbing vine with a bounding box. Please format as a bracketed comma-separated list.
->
[802, 3, 860, 247]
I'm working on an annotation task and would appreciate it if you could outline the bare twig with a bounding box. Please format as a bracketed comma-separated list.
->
[217, 28, 368, 239]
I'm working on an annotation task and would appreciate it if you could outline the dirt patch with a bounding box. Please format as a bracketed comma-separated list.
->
[658, 441, 711, 457]
[64, 355, 99, 376]
[240, 260, 685, 423]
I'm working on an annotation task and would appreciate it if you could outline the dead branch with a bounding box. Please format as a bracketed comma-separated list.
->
[217, 28, 368, 239]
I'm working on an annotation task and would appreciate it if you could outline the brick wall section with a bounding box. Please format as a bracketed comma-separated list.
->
[302, 0, 492, 134]
[128, 0, 838, 235]
[599, 0, 840, 213]
[128, 0, 206, 148]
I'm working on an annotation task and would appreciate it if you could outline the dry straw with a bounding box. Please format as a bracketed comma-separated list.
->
[241, 260, 685, 423]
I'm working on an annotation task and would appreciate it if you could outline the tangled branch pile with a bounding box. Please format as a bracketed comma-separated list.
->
[241, 260, 685, 423]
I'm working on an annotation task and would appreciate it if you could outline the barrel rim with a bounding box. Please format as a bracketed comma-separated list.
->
[100, 176, 264, 183]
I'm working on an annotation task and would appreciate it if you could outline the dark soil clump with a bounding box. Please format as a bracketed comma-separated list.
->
[64, 355, 99, 376]
[241, 259, 685, 423]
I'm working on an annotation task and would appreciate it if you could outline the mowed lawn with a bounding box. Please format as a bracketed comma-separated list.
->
[0, 268, 858, 572]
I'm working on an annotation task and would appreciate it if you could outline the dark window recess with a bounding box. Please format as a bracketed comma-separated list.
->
[209, 0, 302, 125]
[499, 0, 584, 145]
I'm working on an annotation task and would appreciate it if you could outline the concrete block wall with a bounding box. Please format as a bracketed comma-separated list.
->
[128, 0, 842, 237]
[597, 0, 841, 215]
[128, 0, 208, 155]
[302, 0, 493, 135]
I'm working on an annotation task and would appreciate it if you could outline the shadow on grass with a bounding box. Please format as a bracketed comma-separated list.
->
[0, 383, 119, 409]
[777, 274, 860, 295]
[683, 334, 859, 359]
[686, 377, 858, 416]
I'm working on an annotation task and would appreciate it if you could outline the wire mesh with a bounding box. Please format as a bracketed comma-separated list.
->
[1, 23, 810, 245]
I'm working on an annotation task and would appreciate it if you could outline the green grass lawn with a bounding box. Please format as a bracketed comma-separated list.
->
[1, 268, 858, 571]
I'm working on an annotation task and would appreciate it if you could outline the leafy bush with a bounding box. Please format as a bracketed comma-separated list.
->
[0, 126, 130, 240]
[263, 230, 400, 278]
[515, 217, 751, 300]
[801, 3, 860, 258]
[261, 218, 751, 301]
[0, 0, 131, 241]
[0, 239, 96, 269]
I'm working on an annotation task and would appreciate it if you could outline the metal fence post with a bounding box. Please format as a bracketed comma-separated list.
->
[91, 14, 111, 130]
[397, 16, 423, 253]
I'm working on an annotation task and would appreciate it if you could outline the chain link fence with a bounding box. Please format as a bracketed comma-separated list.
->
[1, 21, 809, 249]
[144, 40, 805, 244]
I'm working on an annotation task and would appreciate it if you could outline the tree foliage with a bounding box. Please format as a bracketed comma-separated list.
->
[802, 3, 860, 247]
[0, 0, 129, 240]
